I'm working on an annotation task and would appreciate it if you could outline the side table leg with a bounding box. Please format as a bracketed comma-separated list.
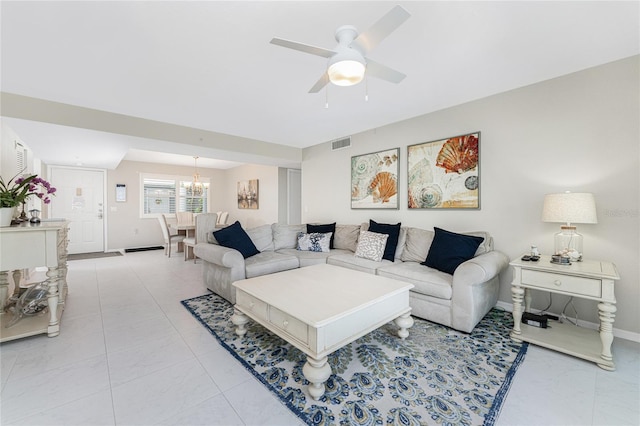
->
[395, 312, 414, 339]
[231, 308, 249, 337]
[511, 286, 525, 341]
[597, 302, 616, 371]
[46, 267, 60, 337]
[524, 288, 532, 313]
[302, 356, 332, 400]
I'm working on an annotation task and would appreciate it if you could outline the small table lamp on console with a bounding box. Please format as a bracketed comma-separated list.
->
[542, 192, 598, 264]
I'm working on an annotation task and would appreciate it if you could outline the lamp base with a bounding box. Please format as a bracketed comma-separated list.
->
[554, 226, 583, 262]
[550, 254, 572, 265]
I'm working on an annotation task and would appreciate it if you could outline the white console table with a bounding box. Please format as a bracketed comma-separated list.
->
[0, 221, 69, 342]
[510, 255, 619, 370]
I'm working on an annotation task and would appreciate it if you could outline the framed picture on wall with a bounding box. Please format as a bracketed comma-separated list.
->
[407, 132, 480, 209]
[351, 148, 399, 209]
[238, 179, 259, 209]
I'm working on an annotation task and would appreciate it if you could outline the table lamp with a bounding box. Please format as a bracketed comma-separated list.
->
[541, 192, 597, 263]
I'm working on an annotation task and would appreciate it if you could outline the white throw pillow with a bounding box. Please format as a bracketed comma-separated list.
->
[354, 230, 389, 262]
[297, 232, 332, 253]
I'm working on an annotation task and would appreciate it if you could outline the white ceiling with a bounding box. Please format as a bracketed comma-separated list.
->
[1, 1, 638, 170]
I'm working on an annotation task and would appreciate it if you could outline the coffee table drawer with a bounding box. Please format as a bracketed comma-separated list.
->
[270, 306, 308, 344]
[521, 270, 601, 297]
[236, 291, 268, 321]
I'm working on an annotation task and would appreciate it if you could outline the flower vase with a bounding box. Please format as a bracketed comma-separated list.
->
[0, 207, 16, 227]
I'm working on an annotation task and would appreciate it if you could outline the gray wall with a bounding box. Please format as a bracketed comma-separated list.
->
[301, 56, 639, 335]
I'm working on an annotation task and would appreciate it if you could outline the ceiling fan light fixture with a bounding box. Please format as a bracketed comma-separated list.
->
[328, 59, 366, 86]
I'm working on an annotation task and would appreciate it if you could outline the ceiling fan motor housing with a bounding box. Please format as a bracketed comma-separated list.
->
[329, 25, 366, 86]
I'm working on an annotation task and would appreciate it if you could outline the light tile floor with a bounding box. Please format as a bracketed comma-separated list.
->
[1, 250, 638, 425]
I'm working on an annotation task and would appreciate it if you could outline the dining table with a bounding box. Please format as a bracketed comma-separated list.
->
[169, 222, 196, 255]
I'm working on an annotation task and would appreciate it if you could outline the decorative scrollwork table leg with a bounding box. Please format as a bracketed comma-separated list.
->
[0, 271, 9, 314]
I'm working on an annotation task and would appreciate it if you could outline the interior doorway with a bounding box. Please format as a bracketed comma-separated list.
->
[287, 169, 301, 225]
[49, 166, 106, 254]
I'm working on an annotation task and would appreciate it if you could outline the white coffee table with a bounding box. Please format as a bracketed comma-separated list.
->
[231, 263, 414, 400]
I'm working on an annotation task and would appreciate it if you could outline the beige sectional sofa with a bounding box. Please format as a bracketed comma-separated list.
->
[193, 213, 509, 333]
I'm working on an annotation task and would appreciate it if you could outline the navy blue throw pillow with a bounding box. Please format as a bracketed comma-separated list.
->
[422, 227, 484, 274]
[368, 220, 401, 261]
[213, 221, 260, 259]
[307, 222, 336, 249]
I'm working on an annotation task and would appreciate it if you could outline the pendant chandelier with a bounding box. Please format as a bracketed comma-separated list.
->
[187, 156, 204, 196]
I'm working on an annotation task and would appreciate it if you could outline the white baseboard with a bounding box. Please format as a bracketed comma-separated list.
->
[494, 301, 640, 343]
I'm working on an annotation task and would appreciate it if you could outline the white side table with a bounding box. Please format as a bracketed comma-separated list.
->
[510, 255, 619, 370]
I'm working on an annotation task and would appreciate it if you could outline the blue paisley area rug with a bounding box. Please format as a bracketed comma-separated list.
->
[181, 293, 527, 426]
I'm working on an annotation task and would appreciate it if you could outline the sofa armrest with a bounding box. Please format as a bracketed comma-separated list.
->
[194, 243, 245, 269]
[450, 250, 509, 332]
[194, 242, 246, 304]
[453, 251, 509, 286]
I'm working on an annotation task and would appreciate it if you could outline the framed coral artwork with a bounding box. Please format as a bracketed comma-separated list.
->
[351, 148, 399, 209]
[407, 132, 480, 209]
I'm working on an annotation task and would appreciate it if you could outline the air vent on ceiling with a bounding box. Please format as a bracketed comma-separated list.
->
[331, 137, 351, 151]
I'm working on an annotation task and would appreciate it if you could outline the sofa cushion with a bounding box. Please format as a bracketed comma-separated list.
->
[272, 223, 305, 250]
[377, 262, 453, 299]
[327, 252, 395, 275]
[368, 220, 401, 261]
[466, 231, 493, 255]
[213, 221, 260, 259]
[278, 248, 352, 267]
[400, 227, 435, 262]
[307, 223, 336, 248]
[422, 227, 485, 274]
[297, 232, 332, 252]
[244, 252, 299, 278]
[333, 224, 361, 252]
[355, 230, 388, 262]
[246, 224, 275, 252]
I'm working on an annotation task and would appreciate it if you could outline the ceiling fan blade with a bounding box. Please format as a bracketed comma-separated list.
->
[270, 37, 336, 58]
[351, 5, 411, 54]
[309, 72, 330, 93]
[365, 59, 406, 84]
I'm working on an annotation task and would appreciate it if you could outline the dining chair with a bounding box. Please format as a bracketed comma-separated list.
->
[158, 214, 185, 257]
[216, 211, 229, 227]
[176, 212, 194, 225]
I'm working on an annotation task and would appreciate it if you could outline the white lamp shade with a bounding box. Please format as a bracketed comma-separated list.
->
[541, 192, 598, 225]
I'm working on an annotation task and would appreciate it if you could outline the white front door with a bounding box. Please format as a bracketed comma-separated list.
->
[49, 167, 105, 254]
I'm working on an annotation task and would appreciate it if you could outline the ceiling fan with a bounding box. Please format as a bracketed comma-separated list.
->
[270, 5, 411, 93]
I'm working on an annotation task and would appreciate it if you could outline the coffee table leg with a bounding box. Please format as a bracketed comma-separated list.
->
[302, 356, 332, 400]
[395, 312, 414, 339]
[231, 308, 249, 336]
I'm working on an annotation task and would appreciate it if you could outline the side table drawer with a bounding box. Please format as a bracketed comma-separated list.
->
[236, 291, 268, 321]
[269, 306, 309, 344]
[521, 270, 601, 297]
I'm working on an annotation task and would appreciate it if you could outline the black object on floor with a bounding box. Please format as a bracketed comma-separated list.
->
[124, 246, 164, 253]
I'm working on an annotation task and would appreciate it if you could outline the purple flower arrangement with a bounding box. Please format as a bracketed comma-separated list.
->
[0, 173, 57, 208]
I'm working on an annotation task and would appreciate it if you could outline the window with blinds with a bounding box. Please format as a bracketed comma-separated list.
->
[141, 175, 209, 217]
[179, 181, 209, 213]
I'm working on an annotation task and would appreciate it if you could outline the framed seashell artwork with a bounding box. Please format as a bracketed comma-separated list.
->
[351, 148, 400, 209]
[408, 132, 480, 209]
